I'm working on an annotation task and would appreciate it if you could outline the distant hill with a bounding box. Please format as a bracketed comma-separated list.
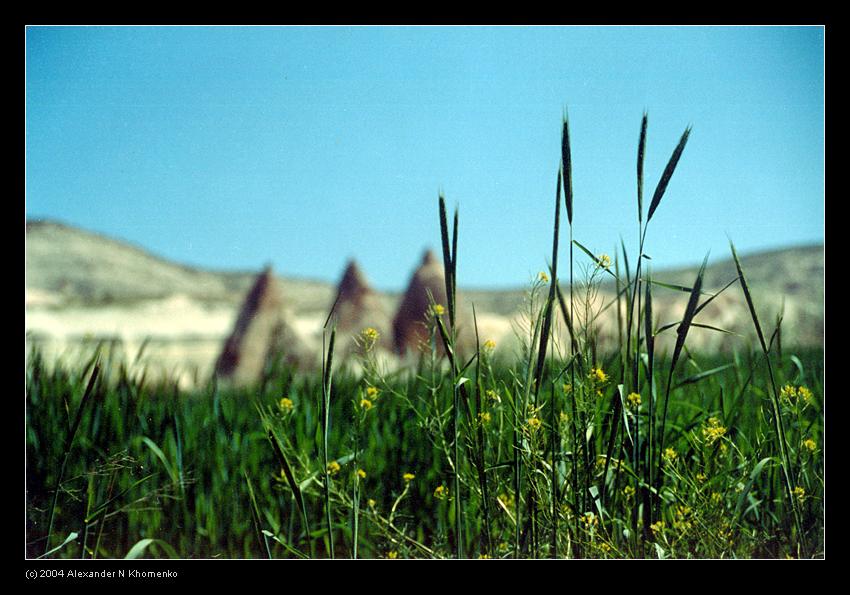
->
[25, 219, 823, 387]
[25, 219, 337, 312]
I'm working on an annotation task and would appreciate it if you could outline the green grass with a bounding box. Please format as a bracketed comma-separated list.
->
[25, 344, 824, 559]
[25, 112, 824, 559]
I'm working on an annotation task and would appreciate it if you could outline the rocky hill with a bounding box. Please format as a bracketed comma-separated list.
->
[25, 219, 823, 386]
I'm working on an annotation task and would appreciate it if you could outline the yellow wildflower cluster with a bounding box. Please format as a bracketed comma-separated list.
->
[357, 468, 367, 479]
[780, 384, 814, 405]
[793, 486, 806, 503]
[582, 512, 598, 528]
[650, 521, 665, 535]
[696, 472, 707, 483]
[403, 472, 416, 483]
[538, 271, 550, 284]
[367, 498, 377, 509]
[702, 417, 727, 445]
[590, 367, 609, 385]
[802, 438, 817, 453]
[478, 553, 491, 559]
[360, 398, 373, 411]
[478, 411, 492, 425]
[327, 461, 341, 476]
[278, 397, 294, 413]
[623, 485, 636, 500]
[673, 505, 693, 532]
[386, 550, 398, 559]
[627, 392, 642, 408]
[431, 304, 445, 317]
[483, 339, 496, 351]
[366, 386, 379, 398]
[498, 493, 515, 511]
[360, 327, 380, 349]
[485, 389, 501, 404]
[589, 367, 609, 396]
[434, 484, 448, 500]
[597, 254, 612, 269]
[527, 417, 542, 431]
[663, 447, 678, 464]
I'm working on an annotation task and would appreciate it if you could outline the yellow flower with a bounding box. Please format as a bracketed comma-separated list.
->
[434, 484, 448, 500]
[386, 550, 398, 559]
[483, 339, 496, 351]
[780, 384, 797, 402]
[278, 397, 294, 413]
[627, 392, 642, 408]
[478, 553, 491, 559]
[360, 327, 380, 348]
[793, 486, 806, 502]
[497, 492, 515, 510]
[797, 386, 813, 402]
[559, 411, 569, 425]
[357, 468, 367, 479]
[538, 271, 549, 283]
[663, 447, 677, 464]
[710, 492, 723, 505]
[802, 438, 817, 453]
[582, 512, 598, 528]
[650, 520, 665, 535]
[360, 398, 373, 411]
[597, 254, 612, 269]
[696, 472, 707, 483]
[403, 472, 415, 483]
[366, 386, 379, 399]
[485, 389, 501, 404]
[367, 498, 377, 508]
[527, 417, 542, 431]
[327, 461, 341, 476]
[431, 304, 445, 316]
[590, 367, 609, 386]
[702, 417, 727, 445]
[479, 411, 492, 425]
[623, 485, 636, 499]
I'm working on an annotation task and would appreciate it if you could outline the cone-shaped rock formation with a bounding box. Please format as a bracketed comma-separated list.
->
[330, 259, 393, 353]
[393, 250, 451, 355]
[214, 266, 306, 386]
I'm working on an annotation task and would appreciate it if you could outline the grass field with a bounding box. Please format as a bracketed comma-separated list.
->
[25, 113, 824, 559]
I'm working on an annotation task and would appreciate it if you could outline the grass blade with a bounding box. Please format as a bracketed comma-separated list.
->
[267, 429, 311, 555]
[637, 112, 648, 223]
[562, 110, 573, 225]
[646, 126, 691, 223]
[45, 361, 99, 556]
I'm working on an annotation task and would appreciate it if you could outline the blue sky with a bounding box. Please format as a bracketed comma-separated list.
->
[25, 26, 824, 291]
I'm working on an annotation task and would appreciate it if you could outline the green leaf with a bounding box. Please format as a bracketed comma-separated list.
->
[735, 457, 774, 521]
[38, 532, 79, 559]
[124, 538, 179, 559]
[140, 437, 177, 484]
[674, 363, 735, 389]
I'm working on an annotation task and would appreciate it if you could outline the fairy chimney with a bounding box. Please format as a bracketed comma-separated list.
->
[393, 250, 451, 355]
[215, 266, 305, 386]
[329, 259, 393, 353]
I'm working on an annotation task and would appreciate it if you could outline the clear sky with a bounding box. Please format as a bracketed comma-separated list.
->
[25, 25, 824, 291]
